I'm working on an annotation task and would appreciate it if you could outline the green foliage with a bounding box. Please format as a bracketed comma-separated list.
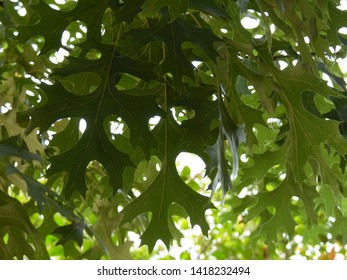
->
[1, 0, 347, 259]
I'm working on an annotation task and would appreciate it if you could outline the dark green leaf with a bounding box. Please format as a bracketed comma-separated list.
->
[190, 0, 229, 19]
[53, 221, 85, 247]
[121, 118, 214, 252]
[142, 0, 189, 20]
[0, 135, 41, 161]
[123, 17, 220, 86]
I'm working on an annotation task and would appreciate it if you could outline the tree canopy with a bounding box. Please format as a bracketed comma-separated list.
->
[1, 0, 347, 259]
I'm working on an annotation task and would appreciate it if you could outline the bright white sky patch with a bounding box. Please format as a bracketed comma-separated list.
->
[176, 152, 206, 177]
[191, 61, 202, 68]
[241, 17, 259, 29]
[79, 119, 86, 133]
[338, 27, 347, 35]
[338, 0, 347, 10]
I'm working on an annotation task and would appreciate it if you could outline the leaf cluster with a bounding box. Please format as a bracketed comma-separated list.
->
[1, 0, 347, 259]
